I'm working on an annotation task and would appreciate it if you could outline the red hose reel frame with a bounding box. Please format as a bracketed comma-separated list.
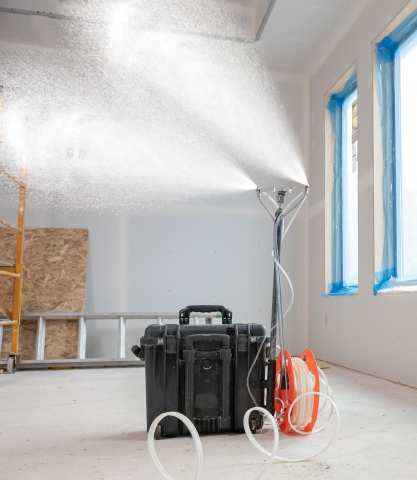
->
[275, 349, 320, 434]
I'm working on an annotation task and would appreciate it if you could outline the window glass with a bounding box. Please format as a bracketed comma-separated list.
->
[342, 90, 358, 287]
[396, 31, 417, 281]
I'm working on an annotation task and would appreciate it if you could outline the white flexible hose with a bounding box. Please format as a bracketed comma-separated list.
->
[148, 390, 339, 480]
[245, 392, 340, 464]
[148, 412, 203, 480]
[259, 191, 303, 220]
[148, 409, 279, 480]
[246, 257, 293, 408]
[244, 408, 279, 480]
[282, 194, 307, 240]
[289, 358, 315, 431]
[262, 191, 279, 209]
[247, 188, 307, 407]
[246, 187, 341, 466]
[148, 187, 339, 479]
[274, 257, 294, 318]
[282, 359, 335, 435]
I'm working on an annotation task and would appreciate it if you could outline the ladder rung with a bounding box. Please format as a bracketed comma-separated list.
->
[0, 218, 22, 232]
[0, 321, 18, 326]
[0, 265, 16, 274]
[0, 260, 14, 267]
[0, 270, 20, 278]
[0, 166, 24, 187]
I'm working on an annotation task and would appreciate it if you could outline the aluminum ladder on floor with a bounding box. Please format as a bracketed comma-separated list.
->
[0, 312, 220, 370]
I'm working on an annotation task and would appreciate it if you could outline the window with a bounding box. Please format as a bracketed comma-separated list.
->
[343, 91, 359, 290]
[374, 6, 417, 294]
[324, 69, 358, 296]
[396, 30, 417, 283]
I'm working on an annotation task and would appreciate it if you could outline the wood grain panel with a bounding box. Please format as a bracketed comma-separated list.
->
[22, 228, 89, 313]
[44, 319, 79, 360]
[0, 228, 88, 359]
[1, 320, 37, 360]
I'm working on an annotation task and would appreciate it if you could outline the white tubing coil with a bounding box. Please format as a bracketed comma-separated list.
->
[244, 408, 279, 480]
[148, 188, 339, 479]
[147, 385, 339, 479]
[246, 392, 340, 464]
[148, 412, 203, 480]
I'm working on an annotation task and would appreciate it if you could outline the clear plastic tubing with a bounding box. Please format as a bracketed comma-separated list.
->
[148, 186, 340, 479]
[148, 400, 339, 480]
[244, 408, 279, 480]
[245, 392, 340, 464]
[148, 412, 204, 480]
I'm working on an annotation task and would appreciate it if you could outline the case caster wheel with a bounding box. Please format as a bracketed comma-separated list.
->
[154, 424, 162, 440]
[257, 415, 264, 431]
[7, 356, 17, 374]
[250, 419, 257, 434]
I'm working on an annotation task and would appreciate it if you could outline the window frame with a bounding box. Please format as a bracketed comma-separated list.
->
[324, 64, 359, 297]
[373, 2, 417, 295]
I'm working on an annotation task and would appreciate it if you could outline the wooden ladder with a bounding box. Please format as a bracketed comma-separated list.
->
[0, 86, 29, 374]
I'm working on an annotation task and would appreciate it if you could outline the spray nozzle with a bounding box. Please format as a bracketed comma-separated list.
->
[276, 190, 286, 204]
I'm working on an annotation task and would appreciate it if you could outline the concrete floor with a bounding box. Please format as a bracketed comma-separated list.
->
[1, 363, 416, 480]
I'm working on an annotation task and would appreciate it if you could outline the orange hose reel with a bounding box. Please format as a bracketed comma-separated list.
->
[275, 349, 320, 434]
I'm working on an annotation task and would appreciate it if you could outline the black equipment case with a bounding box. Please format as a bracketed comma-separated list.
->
[133, 305, 275, 438]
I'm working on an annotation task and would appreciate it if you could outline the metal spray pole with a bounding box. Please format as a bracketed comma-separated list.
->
[267, 191, 287, 413]
[272, 192, 286, 389]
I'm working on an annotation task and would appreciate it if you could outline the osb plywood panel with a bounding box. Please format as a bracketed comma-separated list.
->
[45, 319, 78, 360]
[0, 228, 88, 313]
[0, 320, 38, 360]
[0, 228, 88, 359]
[23, 228, 89, 313]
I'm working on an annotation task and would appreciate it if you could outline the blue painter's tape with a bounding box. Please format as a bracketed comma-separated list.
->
[374, 268, 397, 296]
[374, 8, 417, 295]
[322, 282, 358, 297]
[325, 70, 358, 297]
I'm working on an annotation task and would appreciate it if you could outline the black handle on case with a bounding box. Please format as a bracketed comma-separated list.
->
[185, 334, 230, 350]
[179, 305, 232, 325]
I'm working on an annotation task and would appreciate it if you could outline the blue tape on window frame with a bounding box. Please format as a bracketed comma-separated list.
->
[323, 70, 358, 297]
[374, 8, 417, 295]
[326, 282, 358, 297]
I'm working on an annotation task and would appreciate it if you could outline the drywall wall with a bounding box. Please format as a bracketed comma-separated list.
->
[1, 112, 309, 360]
[0, 7, 309, 359]
[308, 0, 417, 388]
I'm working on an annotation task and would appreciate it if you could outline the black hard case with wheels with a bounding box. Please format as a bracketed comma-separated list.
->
[137, 305, 275, 437]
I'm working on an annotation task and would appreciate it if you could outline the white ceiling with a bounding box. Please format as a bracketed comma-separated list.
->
[0, 0, 271, 42]
[260, 0, 368, 76]
[0, 0, 370, 77]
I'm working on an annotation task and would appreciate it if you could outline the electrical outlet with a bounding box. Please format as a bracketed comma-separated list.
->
[325, 315, 328, 328]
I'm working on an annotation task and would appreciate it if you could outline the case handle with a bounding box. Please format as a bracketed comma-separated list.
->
[179, 305, 233, 325]
[185, 334, 230, 350]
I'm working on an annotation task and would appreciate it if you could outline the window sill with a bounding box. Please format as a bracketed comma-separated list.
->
[377, 286, 417, 294]
[322, 289, 358, 297]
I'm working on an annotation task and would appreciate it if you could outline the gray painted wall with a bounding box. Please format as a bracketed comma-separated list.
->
[0, 44, 308, 359]
[2, 0, 415, 388]
[308, 0, 417, 388]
